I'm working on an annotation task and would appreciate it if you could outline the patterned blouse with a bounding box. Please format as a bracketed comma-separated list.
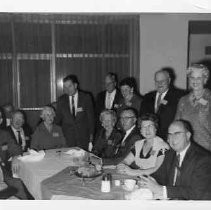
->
[129, 136, 169, 169]
[175, 88, 211, 152]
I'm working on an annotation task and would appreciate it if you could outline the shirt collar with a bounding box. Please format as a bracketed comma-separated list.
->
[177, 143, 191, 164]
[125, 124, 135, 135]
[69, 91, 78, 99]
[11, 125, 22, 133]
[106, 89, 116, 95]
[156, 89, 169, 98]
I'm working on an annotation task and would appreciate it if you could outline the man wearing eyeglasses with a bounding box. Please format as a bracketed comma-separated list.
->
[103, 108, 141, 165]
[139, 120, 211, 200]
[141, 69, 185, 141]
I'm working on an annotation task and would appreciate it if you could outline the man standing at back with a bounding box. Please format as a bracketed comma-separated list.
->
[95, 72, 122, 130]
[55, 75, 95, 150]
[141, 69, 185, 141]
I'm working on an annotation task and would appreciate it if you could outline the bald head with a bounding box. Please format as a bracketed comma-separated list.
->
[154, 70, 170, 94]
[168, 120, 191, 153]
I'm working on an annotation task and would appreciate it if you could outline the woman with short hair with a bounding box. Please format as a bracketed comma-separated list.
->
[117, 113, 169, 176]
[175, 64, 211, 151]
[92, 109, 122, 158]
[31, 105, 66, 151]
[118, 77, 142, 116]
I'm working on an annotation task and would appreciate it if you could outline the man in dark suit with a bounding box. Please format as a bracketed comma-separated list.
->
[55, 74, 95, 150]
[140, 120, 211, 200]
[0, 128, 33, 199]
[141, 69, 185, 140]
[5, 110, 32, 152]
[103, 108, 141, 165]
[95, 72, 122, 131]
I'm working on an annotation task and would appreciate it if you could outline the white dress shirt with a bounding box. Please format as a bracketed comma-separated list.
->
[105, 89, 116, 109]
[11, 126, 25, 145]
[121, 125, 135, 146]
[154, 89, 169, 112]
[69, 91, 78, 115]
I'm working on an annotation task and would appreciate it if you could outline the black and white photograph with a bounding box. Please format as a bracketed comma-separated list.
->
[0, 0, 211, 209]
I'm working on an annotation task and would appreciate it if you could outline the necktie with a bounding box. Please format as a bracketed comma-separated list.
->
[106, 93, 111, 109]
[17, 130, 22, 146]
[155, 93, 162, 113]
[71, 95, 75, 117]
[174, 154, 181, 186]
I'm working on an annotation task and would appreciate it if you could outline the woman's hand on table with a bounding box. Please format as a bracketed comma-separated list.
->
[117, 163, 133, 175]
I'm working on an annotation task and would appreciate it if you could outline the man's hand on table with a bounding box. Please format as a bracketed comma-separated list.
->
[139, 175, 164, 199]
[117, 163, 139, 176]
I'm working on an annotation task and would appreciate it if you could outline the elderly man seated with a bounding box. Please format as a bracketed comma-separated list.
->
[0, 128, 33, 199]
[140, 120, 211, 200]
[5, 110, 32, 152]
[103, 108, 141, 165]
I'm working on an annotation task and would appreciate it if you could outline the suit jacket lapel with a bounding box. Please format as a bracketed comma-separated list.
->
[168, 151, 177, 186]
[180, 144, 194, 171]
[9, 127, 17, 141]
[157, 89, 172, 113]
[77, 92, 83, 118]
[152, 92, 157, 113]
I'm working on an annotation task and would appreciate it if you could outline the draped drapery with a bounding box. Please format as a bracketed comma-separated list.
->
[0, 13, 140, 129]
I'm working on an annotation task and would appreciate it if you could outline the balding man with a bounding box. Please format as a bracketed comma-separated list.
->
[140, 120, 211, 200]
[141, 69, 185, 141]
[95, 72, 122, 130]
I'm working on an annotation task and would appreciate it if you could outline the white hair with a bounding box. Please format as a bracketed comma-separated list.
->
[187, 64, 210, 83]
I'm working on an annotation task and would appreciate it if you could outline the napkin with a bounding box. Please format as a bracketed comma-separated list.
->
[18, 149, 45, 162]
[125, 188, 153, 200]
[64, 148, 86, 157]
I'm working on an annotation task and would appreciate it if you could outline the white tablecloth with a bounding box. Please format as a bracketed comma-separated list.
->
[17, 148, 84, 199]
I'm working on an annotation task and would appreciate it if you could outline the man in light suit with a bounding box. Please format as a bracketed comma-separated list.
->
[103, 108, 141, 165]
[55, 74, 95, 150]
[140, 120, 211, 200]
[95, 72, 122, 131]
[141, 69, 185, 141]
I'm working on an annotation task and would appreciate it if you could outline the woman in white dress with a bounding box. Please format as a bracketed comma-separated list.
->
[117, 113, 169, 176]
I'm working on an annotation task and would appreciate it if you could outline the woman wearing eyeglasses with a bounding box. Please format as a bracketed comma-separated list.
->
[117, 113, 169, 176]
[175, 64, 211, 152]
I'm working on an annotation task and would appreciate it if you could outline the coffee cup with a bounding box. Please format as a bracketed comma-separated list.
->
[124, 179, 136, 191]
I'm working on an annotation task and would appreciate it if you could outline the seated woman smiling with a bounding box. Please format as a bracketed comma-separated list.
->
[31, 105, 66, 151]
[117, 113, 169, 176]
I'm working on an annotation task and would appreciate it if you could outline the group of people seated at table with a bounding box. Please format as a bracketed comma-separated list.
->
[0, 63, 211, 200]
